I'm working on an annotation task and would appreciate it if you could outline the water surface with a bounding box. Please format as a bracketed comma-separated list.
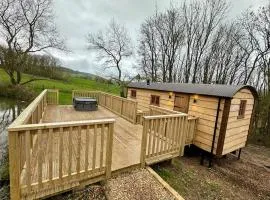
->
[0, 98, 27, 160]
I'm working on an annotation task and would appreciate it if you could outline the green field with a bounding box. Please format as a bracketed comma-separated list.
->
[0, 69, 120, 104]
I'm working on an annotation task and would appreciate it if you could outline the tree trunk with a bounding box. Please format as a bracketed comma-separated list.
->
[16, 71, 21, 84]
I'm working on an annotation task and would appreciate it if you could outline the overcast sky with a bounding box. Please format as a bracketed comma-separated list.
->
[50, 0, 268, 77]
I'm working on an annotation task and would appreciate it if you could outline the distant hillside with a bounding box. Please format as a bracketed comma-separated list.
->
[0, 68, 119, 104]
[51, 66, 110, 83]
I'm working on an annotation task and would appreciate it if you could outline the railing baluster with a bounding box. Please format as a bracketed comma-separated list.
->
[100, 124, 105, 168]
[152, 119, 157, 156]
[156, 118, 162, 155]
[160, 118, 165, 154]
[68, 127, 72, 176]
[92, 124, 97, 170]
[147, 119, 153, 157]
[59, 127, 63, 179]
[25, 130, 31, 191]
[37, 129, 42, 187]
[49, 128, 53, 180]
[165, 118, 170, 152]
[85, 125, 90, 172]
[76, 126, 81, 173]
[170, 117, 176, 152]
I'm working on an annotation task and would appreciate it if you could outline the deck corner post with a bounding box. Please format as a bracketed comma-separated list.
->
[105, 122, 114, 179]
[72, 90, 74, 100]
[140, 119, 149, 168]
[180, 115, 188, 156]
[8, 131, 21, 200]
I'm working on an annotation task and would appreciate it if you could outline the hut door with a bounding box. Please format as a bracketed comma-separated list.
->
[174, 94, 189, 113]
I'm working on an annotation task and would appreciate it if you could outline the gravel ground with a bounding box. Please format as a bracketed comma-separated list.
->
[45, 184, 106, 200]
[105, 169, 175, 200]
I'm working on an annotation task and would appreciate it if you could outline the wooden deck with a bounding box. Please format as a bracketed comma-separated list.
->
[8, 90, 196, 200]
[42, 105, 143, 172]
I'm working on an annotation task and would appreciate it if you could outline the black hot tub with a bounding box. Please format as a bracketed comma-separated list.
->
[73, 97, 98, 111]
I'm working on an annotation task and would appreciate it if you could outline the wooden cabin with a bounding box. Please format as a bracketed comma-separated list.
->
[127, 82, 258, 156]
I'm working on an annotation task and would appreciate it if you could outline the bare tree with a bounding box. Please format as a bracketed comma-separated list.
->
[138, 17, 159, 82]
[87, 19, 133, 97]
[0, 0, 64, 85]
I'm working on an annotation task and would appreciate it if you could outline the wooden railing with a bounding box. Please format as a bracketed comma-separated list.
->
[72, 90, 138, 124]
[140, 113, 188, 166]
[8, 119, 114, 200]
[8, 89, 115, 200]
[72, 90, 99, 100]
[10, 89, 59, 127]
[186, 116, 198, 145]
[149, 105, 180, 115]
[98, 92, 137, 123]
[47, 89, 59, 105]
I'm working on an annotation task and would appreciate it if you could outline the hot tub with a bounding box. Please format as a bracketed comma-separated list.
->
[73, 97, 98, 111]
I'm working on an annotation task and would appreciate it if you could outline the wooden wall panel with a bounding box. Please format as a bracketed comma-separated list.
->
[188, 95, 225, 154]
[127, 88, 175, 111]
[128, 88, 226, 154]
[222, 89, 254, 155]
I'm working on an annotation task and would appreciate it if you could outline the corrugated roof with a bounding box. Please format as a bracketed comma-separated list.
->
[128, 82, 257, 98]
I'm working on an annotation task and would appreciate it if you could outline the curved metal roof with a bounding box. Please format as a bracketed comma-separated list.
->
[128, 82, 258, 98]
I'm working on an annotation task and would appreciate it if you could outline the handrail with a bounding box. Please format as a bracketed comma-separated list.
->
[99, 91, 137, 103]
[149, 105, 181, 115]
[9, 90, 48, 127]
[9, 118, 115, 131]
[144, 113, 187, 120]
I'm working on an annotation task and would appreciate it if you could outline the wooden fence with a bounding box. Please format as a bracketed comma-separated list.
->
[72, 90, 138, 124]
[140, 113, 188, 166]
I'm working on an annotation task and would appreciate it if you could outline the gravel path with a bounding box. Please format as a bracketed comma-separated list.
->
[105, 169, 175, 200]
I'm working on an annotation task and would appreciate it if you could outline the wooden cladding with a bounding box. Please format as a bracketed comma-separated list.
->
[150, 95, 160, 106]
[238, 100, 247, 119]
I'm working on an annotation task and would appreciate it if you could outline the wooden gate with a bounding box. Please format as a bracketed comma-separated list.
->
[140, 114, 188, 166]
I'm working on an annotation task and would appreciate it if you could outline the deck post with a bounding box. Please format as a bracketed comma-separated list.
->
[105, 122, 114, 179]
[8, 131, 21, 200]
[140, 118, 149, 168]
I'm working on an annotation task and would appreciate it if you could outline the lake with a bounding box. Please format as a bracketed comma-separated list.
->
[0, 97, 27, 161]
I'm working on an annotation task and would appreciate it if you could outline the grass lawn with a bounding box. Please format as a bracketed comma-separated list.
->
[0, 69, 120, 104]
[153, 146, 270, 200]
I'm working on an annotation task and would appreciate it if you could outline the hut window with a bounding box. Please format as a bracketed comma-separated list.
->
[150, 95, 160, 106]
[131, 90, 136, 98]
[238, 100, 247, 119]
